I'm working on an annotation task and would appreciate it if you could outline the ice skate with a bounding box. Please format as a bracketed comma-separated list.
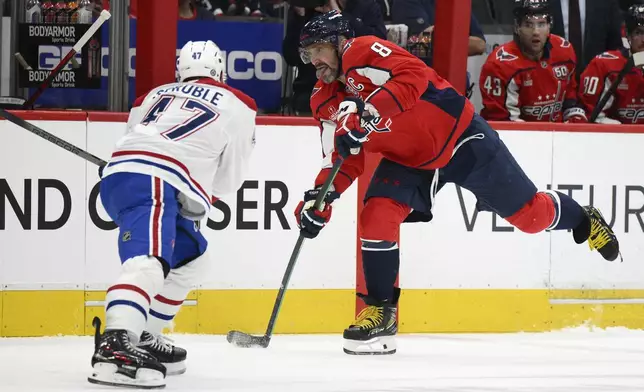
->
[138, 331, 187, 376]
[343, 289, 399, 355]
[87, 317, 167, 389]
[574, 206, 621, 262]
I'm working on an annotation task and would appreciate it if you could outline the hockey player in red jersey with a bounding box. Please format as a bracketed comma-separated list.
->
[479, 0, 587, 122]
[295, 10, 620, 356]
[580, 5, 644, 124]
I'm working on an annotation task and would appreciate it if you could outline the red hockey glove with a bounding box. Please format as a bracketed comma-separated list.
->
[294, 188, 340, 239]
[334, 97, 370, 158]
[564, 107, 588, 123]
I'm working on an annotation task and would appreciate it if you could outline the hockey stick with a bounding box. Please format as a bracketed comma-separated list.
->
[227, 158, 345, 348]
[0, 108, 107, 166]
[589, 51, 644, 123]
[14, 52, 33, 70]
[22, 10, 112, 109]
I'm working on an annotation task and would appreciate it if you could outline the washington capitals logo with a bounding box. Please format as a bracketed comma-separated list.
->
[496, 47, 518, 62]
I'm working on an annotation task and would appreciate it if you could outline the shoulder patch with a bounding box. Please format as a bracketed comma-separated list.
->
[496, 47, 518, 62]
[597, 52, 620, 60]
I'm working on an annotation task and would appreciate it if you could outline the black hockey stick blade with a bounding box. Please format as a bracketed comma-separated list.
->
[0, 108, 107, 167]
[226, 158, 344, 349]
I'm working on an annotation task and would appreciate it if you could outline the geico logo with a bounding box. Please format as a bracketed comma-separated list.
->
[221, 51, 282, 81]
[98, 48, 282, 81]
[38, 45, 82, 70]
[522, 102, 563, 120]
[618, 108, 644, 123]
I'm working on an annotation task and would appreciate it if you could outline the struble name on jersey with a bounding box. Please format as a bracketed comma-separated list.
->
[617, 108, 644, 123]
[155, 84, 224, 107]
[522, 101, 563, 120]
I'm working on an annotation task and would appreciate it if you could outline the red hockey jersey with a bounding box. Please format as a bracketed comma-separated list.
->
[579, 49, 644, 124]
[310, 36, 476, 194]
[479, 34, 580, 122]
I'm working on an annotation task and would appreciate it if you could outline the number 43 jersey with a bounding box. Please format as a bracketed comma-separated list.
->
[102, 78, 257, 220]
[479, 34, 579, 122]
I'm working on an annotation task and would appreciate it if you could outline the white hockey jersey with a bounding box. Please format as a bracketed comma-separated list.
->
[101, 78, 257, 220]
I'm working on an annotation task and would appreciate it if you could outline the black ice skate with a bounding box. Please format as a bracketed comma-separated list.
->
[343, 288, 399, 355]
[574, 206, 621, 262]
[87, 317, 167, 389]
[138, 331, 187, 376]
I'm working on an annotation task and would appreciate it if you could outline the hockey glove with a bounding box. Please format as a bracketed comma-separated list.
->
[334, 97, 370, 158]
[563, 107, 588, 123]
[294, 188, 340, 239]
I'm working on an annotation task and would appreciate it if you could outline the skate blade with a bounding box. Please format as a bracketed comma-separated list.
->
[343, 335, 397, 355]
[88, 362, 166, 389]
[163, 360, 186, 376]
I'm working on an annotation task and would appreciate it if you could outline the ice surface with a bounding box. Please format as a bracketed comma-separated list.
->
[1, 328, 644, 391]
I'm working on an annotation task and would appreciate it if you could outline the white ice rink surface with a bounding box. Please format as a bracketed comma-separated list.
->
[1, 328, 644, 391]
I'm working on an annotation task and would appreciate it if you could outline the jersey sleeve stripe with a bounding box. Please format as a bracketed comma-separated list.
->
[366, 86, 403, 113]
[337, 170, 355, 184]
[314, 94, 338, 118]
[506, 78, 521, 121]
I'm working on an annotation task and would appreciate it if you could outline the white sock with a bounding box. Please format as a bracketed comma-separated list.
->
[105, 256, 165, 342]
[146, 252, 210, 335]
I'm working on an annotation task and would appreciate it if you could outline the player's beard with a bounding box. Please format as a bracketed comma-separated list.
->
[520, 35, 546, 60]
[631, 37, 644, 54]
[316, 65, 338, 84]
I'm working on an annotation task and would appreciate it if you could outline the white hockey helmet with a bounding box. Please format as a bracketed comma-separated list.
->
[177, 40, 226, 83]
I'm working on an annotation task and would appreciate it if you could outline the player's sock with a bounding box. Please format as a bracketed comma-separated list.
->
[139, 254, 208, 375]
[146, 253, 207, 334]
[146, 292, 187, 335]
[104, 255, 165, 342]
[545, 190, 586, 231]
[361, 240, 400, 302]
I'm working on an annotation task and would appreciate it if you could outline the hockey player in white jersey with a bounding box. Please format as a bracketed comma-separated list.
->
[88, 40, 257, 389]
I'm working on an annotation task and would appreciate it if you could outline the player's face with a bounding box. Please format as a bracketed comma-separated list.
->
[516, 15, 550, 56]
[305, 43, 339, 84]
[629, 26, 644, 53]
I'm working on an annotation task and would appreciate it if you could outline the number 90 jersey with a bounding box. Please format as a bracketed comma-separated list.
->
[101, 78, 257, 220]
[479, 34, 579, 122]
